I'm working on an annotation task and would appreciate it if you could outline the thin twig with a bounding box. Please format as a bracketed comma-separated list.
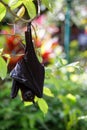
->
[31, 24, 37, 38]
[37, 0, 41, 16]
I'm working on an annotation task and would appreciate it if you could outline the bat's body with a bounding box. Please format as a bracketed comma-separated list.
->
[10, 23, 45, 102]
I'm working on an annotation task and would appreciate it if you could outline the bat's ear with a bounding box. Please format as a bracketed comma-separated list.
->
[11, 80, 19, 98]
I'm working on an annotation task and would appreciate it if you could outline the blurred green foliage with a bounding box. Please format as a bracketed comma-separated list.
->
[0, 57, 87, 130]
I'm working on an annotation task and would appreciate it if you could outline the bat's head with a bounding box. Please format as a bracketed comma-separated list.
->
[22, 90, 35, 102]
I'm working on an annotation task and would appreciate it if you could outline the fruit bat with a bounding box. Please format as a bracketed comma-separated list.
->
[10, 23, 45, 102]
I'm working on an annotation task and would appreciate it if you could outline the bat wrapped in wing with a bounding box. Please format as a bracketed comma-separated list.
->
[10, 23, 45, 102]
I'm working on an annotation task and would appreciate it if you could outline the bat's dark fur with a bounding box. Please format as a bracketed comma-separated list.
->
[10, 23, 45, 102]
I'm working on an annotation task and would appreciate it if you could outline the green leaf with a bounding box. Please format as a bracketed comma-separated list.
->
[9, 0, 19, 6]
[0, 56, 7, 80]
[67, 61, 80, 69]
[45, 67, 52, 78]
[38, 98, 48, 114]
[0, 36, 6, 48]
[43, 87, 54, 97]
[3, 0, 9, 4]
[0, 48, 3, 55]
[9, 0, 23, 10]
[23, 0, 36, 18]
[0, 3, 6, 21]
[42, 0, 53, 11]
[15, 6, 25, 21]
[66, 93, 76, 103]
[24, 102, 33, 106]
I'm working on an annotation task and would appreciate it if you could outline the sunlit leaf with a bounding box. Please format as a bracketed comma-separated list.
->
[34, 96, 39, 102]
[78, 115, 87, 120]
[67, 61, 79, 68]
[55, 58, 67, 68]
[24, 102, 33, 106]
[66, 66, 75, 72]
[38, 98, 48, 114]
[15, 6, 25, 21]
[70, 74, 79, 82]
[43, 87, 54, 97]
[23, 0, 36, 18]
[9, 0, 23, 10]
[2, 54, 10, 59]
[2, 0, 9, 4]
[0, 3, 6, 21]
[2, 54, 11, 66]
[66, 93, 76, 102]
[0, 56, 7, 80]
[60, 61, 80, 72]
[9, 0, 19, 6]
[0, 48, 3, 55]
[42, 0, 53, 11]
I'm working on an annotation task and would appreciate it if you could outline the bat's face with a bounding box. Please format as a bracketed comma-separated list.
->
[19, 83, 35, 102]
[22, 90, 35, 102]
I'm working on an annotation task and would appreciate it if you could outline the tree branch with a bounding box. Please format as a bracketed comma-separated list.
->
[37, 0, 41, 16]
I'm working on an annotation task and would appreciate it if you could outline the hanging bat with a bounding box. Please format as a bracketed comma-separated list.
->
[10, 22, 45, 102]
